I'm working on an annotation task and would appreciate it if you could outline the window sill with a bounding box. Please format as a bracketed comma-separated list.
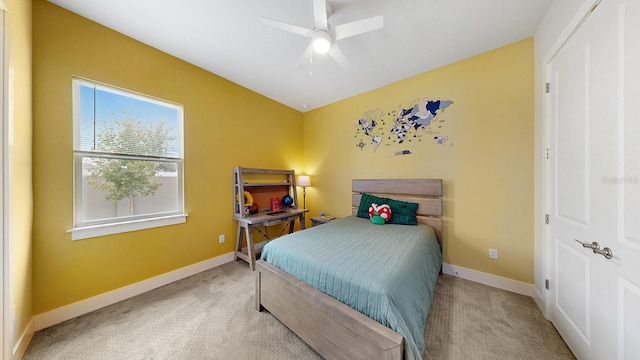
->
[69, 214, 188, 241]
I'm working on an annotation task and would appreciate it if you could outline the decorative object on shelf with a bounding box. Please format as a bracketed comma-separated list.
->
[270, 197, 281, 212]
[236, 190, 255, 215]
[237, 191, 254, 207]
[282, 194, 294, 207]
[298, 175, 311, 210]
[250, 202, 259, 214]
[236, 191, 253, 206]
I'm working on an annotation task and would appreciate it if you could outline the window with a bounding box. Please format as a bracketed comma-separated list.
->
[71, 78, 185, 240]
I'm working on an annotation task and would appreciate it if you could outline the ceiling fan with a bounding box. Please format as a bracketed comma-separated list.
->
[261, 0, 384, 69]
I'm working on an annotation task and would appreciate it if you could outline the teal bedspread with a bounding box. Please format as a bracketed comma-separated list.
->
[261, 215, 442, 360]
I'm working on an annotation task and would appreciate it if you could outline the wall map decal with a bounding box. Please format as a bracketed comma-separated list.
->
[354, 98, 454, 153]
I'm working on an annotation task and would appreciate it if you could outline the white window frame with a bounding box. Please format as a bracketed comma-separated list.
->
[70, 78, 186, 240]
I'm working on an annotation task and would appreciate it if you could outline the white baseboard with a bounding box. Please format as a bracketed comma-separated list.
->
[442, 263, 534, 297]
[532, 285, 548, 318]
[26, 257, 533, 354]
[13, 317, 34, 359]
[33, 253, 235, 332]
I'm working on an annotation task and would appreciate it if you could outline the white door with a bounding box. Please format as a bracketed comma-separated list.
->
[548, 0, 640, 359]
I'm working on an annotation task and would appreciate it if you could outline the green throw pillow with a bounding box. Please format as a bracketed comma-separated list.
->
[356, 193, 389, 218]
[386, 198, 419, 225]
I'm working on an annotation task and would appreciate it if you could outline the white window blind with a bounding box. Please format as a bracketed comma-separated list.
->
[71, 78, 186, 240]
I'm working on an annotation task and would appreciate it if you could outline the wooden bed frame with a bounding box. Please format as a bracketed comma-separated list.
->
[255, 179, 443, 360]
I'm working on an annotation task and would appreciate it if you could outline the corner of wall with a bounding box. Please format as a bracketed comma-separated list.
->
[5, 0, 34, 358]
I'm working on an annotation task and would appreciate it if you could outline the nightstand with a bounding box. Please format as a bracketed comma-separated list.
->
[310, 216, 336, 227]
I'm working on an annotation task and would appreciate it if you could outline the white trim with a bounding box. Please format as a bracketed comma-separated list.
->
[532, 285, 546, 314]
[33, 253, 234, 331]
[69, 213, 187, 241]
[28, 258, 531, 341]
[543, 0, 602, 64]
[0, 5, 8, 360]
[442, 263, 534, 297]
[12, 318, 32, 359]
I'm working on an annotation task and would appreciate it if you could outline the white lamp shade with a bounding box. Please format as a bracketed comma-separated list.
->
[298, 175, 311, 187]
[311, 31, 332, 54]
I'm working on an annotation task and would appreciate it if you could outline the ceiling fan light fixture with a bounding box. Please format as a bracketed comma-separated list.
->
[311, 30, 332, 54]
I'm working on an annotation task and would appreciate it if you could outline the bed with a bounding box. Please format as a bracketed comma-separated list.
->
[255, 179, 443, 360]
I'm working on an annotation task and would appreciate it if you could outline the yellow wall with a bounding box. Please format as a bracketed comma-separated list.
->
[6, 0, 34, 355]
[32, 0, 534, 318]
[32, 0, 303, 313]
[302, 38, 534, 283]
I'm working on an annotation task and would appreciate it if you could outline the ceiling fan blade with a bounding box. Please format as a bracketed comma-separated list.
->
[262, 17, 313, 38]
[334, 16, 383, 40]
[296, 44, 313, 69]
[313, 0, 328, 29]
[329, 45, 351, 70]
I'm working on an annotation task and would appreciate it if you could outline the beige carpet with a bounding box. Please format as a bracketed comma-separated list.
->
[425, 274, 574, 359]
[23, 261, 574, 360]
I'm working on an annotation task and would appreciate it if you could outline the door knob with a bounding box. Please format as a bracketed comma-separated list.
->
[574, 239, 613, 259]
[574, 239, 599, 250]
[593, 247, 613, 259]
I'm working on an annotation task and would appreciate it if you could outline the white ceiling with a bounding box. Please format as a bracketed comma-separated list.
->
[48, 0, 553, 112]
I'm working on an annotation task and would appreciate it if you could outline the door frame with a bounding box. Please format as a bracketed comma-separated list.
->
[539, 0, 602, 319]
[0, 1, 8, 359]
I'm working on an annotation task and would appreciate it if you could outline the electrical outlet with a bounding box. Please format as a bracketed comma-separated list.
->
[489, 248, 498, 260]
[219, 234, 225, 244]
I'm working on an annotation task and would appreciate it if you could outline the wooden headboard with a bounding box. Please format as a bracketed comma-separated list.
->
[351, 179, 443, 241]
